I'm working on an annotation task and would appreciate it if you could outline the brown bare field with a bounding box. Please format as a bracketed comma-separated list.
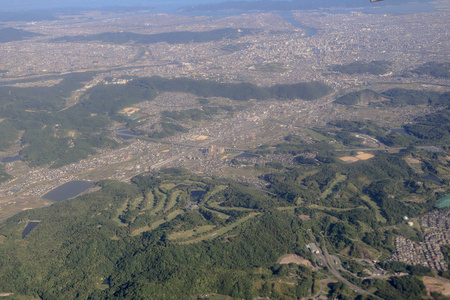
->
[356, 152, 374, 160]
[299, 214, 311, 220]
[406, 157, 422, 164]
[278, 254, 313, 268]
[196, 135, 209, 140]
[0, 235, 5, 244]
[119, 107, 141, 114]
[340, 152, 374, 162]
[340, 156, 359, 162]
[423, 276, 450, 296]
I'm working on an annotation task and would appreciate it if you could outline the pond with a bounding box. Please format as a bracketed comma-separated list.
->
[43, 181, 95, 202]
[417, 146, 443, 153]
[390, 128, 408, 135]
[1, 155, 21, 163]
[424, 174, 443, 184]
[190, 190, 206, 202]
[174, 184, 190, 189]
[22, 222, 40, 239]
[116, 128, 142, 140]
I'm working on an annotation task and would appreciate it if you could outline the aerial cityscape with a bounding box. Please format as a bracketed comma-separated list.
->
[0, 0, 448, 299]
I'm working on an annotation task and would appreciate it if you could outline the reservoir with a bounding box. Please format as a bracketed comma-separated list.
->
[190, 190, 206, 202]
[22, 221, 40, 239]
[116, 128, 142, 140]
[424, 174, 443, 184]
[390, 128, 408, 135]
[1, 155, 21, 163]
[43, 180, 95, 202]
[417, 146, 443, 153]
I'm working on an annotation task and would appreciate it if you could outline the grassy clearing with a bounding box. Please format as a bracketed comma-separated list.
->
[153, 188, 167, 214]
[130, 226, 151, 236]
[305, 129, 330, 142]
[168, 225, 216, 240]
[160, 183, 176, 190]
[151, 209, 184, 229]
[208, 202, 255, 212]
[113, 200, 129, 227]
[131, 209, 183, 236]
[206, 295, 232, 300]
[321, 174, 347, 199]
[164, 190, 182, 213]
[179, 212, 259, 244]
[202, 207, 230, 219]
[166, 209, 183, 220]
[203, 185, 228, 203]
[308, 204, 366, 212]
[129, 196, 143, 210]
[361, 195, 386, 223]
[143, 190, 155, 210]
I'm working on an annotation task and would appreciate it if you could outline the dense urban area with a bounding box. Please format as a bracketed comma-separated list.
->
[0, 1, 449, 299]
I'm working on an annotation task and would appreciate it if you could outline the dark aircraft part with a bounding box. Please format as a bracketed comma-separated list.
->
[370, 0, 386, 2]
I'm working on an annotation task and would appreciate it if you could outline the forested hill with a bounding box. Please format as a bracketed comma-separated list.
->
[0, 156, 443, 299]
[0, 27, 43, 43]
[0, 74, 331, 168]
[0, 104, 448, 298]
[331, 60, 392, 76]
[51, 28, 257, 45]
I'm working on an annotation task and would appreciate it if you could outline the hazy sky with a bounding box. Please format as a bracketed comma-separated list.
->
[0, 0, 224, 11]
[0, 0, 433, 12]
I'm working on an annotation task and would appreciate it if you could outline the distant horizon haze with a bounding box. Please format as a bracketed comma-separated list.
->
[0, 0, 430, 12]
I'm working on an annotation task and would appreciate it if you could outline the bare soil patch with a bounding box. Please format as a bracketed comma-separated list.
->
[340, 156, 359, 162]
[299, 214, 311, 220]
[406, 157, 422, 164]
[355, 244, 372, 259]
[278, 254, 313, 268]
[341, 152, 374, 163]
[423, 276, 450, 296]
[356, 152, 374, 160]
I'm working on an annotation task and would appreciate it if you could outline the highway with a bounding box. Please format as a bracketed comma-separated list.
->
[309, 231, 381, 299]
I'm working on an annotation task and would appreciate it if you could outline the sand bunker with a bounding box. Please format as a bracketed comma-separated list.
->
[278, 254, 313, 268]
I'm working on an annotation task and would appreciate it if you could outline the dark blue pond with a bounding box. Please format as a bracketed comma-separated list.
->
[417, 146, 444, 153]
[22, 222, 40, 239]
[1, 155, 21, 163]
[116, 129, 142, 140]
[43, 181, 94, 202]
[190, 190, 206, 202]
[390, 128, 407, 135]
[424, 174, 443, 184]
[175, 184, 190, 189]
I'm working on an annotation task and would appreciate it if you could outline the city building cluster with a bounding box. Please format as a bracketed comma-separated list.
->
[388, 210, 450, 271]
